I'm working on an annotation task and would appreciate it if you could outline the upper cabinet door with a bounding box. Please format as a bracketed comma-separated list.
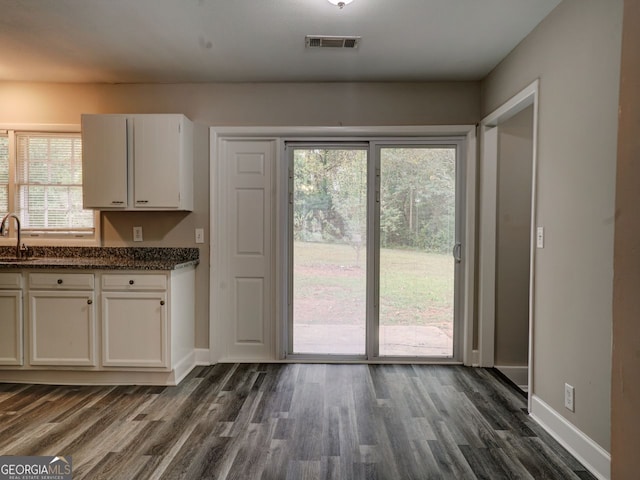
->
[82, 114, 128, 209]
[133, 115, 183, 209]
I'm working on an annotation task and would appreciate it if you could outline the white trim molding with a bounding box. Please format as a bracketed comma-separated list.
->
[530, 395, 610, 480]
[195, 348, 211, 366]
[209, 125, 477, 365]
[462, 128, 477, 366]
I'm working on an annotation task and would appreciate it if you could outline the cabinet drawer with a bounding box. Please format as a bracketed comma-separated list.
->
[0, 273, 22, 289]
[102, 274, 167, 291]
[29, 273, 95, 290]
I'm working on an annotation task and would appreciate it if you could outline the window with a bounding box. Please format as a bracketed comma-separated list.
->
[0, 135, 8, 214]
[0, 129, 97, 243]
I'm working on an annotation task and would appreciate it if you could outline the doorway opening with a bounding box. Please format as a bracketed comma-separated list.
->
[478, 80, 539, 407]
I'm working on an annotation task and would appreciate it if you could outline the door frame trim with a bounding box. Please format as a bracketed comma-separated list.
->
[210, 125, 476, 365]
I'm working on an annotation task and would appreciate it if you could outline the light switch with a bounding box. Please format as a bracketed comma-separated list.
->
[536, 226, 544, 249]
[133, 226, 143, 242]
[195, 228, 204, 244]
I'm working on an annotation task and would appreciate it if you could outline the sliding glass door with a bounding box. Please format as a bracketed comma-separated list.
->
[287, 140, 462, 360]
[378, 147, 457, 357]
[290, 147, 368, 355]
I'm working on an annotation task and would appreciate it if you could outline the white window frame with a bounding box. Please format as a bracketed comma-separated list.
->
[0, 124, 100, 247]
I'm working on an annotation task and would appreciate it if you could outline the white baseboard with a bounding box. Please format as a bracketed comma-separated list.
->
[173, 351, 196, 385]
[195, 348, 212, 366]
[495, 365, 528, 388]
[472, 349, 480, 366]
[0, 369, 180, 386]
[530, 395, 610, 480]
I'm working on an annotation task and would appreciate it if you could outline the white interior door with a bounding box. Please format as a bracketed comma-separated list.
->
[217, 139, 276, 360]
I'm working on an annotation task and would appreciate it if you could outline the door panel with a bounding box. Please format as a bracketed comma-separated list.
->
[222, 139, 275, 359]
[236, 189, 265, 255]
[291, 147, 368, 356]
[235, 278, 265, 343]
[378, 147, 457, 357]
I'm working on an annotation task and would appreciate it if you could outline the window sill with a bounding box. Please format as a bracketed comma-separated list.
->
[0, 237, 101, 248]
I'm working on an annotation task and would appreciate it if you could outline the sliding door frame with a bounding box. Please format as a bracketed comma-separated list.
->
[370, 139, 467, 362]
[209, 126, 476, 365]
[285, 142, 371, 361]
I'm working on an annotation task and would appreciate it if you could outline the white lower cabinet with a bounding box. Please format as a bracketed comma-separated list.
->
[102, 290, 168, 368]
[28, 273, 96, 366]
[0, 267, 195, 385]
[0, 273, 23, 366]
[100, 271, 194, 378]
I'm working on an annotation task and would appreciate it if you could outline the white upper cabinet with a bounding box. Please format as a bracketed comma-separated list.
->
[82, 115, 128, 208]
[82, 114, 194, 211]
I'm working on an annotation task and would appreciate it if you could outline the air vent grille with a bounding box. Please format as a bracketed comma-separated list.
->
[305, 35, 361, 49]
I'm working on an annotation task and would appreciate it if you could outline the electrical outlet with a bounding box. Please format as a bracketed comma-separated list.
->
[564, 383, 575, 412]
[536, 226, 544, 248]
[133, 226, 143, 242]
[195, 228, 204, 244]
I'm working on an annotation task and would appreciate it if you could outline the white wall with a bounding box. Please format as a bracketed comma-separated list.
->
[482, 0, 623, 452]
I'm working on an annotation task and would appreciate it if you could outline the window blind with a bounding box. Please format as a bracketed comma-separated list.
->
[15, 133, 94, 234]
[0, 135, 8, 215]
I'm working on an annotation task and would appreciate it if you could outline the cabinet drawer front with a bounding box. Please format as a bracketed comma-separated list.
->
[0, 273, 22, 289]
[29, 273, 95, 290]
[102, 274, 167, 291]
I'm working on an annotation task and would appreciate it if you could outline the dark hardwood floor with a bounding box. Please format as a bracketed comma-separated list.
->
[0, 364, 596, 479]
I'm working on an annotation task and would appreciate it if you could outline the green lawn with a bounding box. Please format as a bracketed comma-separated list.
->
[294, 241, 454, 326]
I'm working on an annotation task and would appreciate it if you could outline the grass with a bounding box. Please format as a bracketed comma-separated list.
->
[294, 241, 454, 326]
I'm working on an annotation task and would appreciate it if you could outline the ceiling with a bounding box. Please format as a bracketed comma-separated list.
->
[0, 0, 562, 84]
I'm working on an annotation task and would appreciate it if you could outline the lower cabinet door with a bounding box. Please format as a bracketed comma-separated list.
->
[102, 291, 168, 368]
[29, 291, 96, 366]
[0, 290, 23, 366]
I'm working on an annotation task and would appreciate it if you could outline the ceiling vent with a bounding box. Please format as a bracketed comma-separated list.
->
[305, 35, 361, 49]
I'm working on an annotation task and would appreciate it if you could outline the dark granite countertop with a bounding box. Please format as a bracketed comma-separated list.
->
[0, 246, 199, 270]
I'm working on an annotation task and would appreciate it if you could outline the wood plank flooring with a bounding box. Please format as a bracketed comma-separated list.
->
[0, 364, 597, 479]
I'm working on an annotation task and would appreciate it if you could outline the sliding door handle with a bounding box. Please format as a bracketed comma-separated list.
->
[453, 243, 462, 263]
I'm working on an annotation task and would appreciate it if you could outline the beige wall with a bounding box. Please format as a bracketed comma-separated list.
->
[495, 105, 533, 367]
[0, 81, 480, 349]
[612, 0, 640, 477]
[0, 82, 480, 126]
[482, 0, 623, 451]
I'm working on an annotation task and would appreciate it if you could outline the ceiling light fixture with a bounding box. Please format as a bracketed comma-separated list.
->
[327, 0, 354, 9]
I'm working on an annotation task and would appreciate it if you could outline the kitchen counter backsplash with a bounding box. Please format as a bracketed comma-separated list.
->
[0, 246, 199, 270]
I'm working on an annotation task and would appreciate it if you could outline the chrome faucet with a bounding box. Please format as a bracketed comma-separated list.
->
[0, 213, 24, 258]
